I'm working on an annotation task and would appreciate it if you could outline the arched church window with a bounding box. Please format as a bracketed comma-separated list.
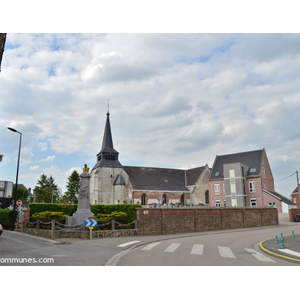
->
[180, 194, 185, 205]
[162, 194, 167, 204]
[141, 194, 146, 205]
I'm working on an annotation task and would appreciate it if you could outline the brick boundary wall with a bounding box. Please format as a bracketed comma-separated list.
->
[289, 209, 300, 222]
[136, 207, 278, 235]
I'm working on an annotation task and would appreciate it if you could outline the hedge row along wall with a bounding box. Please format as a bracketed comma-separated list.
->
[0, 209, 16, 229]
[136, 207, 278, 235]
[28, 203, 142, 223]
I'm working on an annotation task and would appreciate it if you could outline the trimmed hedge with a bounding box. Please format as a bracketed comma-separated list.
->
[0, 209, 17, 230]
[91, 204, 142, 223]
[29, 204, 77, 221]
[29, 203, 142, 223]
[31, 211, 68, 223]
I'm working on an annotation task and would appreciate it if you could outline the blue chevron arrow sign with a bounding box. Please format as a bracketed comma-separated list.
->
[85, 219, 97, 227]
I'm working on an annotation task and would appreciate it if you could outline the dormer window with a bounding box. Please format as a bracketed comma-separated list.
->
[249, 168, 256, 173]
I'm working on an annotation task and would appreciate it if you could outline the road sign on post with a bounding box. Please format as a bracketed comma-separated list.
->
[85, 219, 97, 240]
[84, 219, 97, 227]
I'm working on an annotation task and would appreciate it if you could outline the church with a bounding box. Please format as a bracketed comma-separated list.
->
[89, 111, 210, 206]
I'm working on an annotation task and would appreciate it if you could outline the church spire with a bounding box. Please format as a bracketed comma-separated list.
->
[92, 107, 122, 170]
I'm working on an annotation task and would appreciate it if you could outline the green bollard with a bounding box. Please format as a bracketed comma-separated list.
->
[281, 233, 284, 239]
[275, 236, 279, 243]
[292, 231, 295, 238]
[280, 237, 286, 249]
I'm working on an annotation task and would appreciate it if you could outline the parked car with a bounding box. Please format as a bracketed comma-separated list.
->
[294, 214, 300, 222]
[0, 224, 3, 236]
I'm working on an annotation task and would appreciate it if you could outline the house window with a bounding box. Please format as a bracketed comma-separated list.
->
[250, 198, 257, 207]
[231, 193, 236, 200]
[224, 200, 226, 207]
[214, 184, 220, 195]
[215, 200, 221, 207]
[268, 202, 276, 208]
[249, 181, 255, 193]
[293, 197, 297, 203]
[223, 183, 225, 194]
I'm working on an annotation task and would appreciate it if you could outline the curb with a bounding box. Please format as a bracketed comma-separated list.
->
[259, 239, 300, 263]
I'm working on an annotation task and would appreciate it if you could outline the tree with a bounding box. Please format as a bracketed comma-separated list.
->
[64, 170, 80, 203]
[33, 174, 59, 203]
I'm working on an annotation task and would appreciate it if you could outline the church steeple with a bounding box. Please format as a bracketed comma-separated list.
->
[92, 109, 122, 170]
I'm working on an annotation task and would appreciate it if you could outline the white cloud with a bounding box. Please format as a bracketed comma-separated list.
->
[40, 155, 55, 162]
[29, 165, 40, 171]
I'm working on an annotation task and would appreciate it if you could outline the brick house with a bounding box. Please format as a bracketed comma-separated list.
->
[291, 186, 300, 208]
[208, 149, 294, 212]
[89, 111, 210, 206]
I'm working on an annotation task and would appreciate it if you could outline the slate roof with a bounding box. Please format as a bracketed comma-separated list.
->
[210, 149, 264, 180]
[123, 166, 206, 192]
[186, 166, 205, 186]
[92, 112, 122, 170]
[292, 186, 299, 194]
[264, 189, 296, 205]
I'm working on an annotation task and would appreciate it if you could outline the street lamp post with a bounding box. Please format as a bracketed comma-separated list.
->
[7, 127, 22, 231]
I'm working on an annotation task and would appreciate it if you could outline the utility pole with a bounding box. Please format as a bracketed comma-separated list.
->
[297, 171, 300, 209]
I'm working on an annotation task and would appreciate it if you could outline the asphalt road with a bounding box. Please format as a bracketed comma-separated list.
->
[1, 223, 300, 266]
[112, 223, 300, 266]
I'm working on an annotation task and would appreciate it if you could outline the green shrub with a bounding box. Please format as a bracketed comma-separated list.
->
[95, 211, 128, 224]
[91, 204, 141, 223]
[28, 203, 141, 223]
[0, 209, 17, 230]
[31, 211, 67, 223]
[29, 203, 77, 221]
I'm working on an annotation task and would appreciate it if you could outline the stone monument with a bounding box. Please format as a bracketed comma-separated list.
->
[66, 164, 94, 225]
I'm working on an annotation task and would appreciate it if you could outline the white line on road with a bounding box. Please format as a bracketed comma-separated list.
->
[279, 248, 300, 258]
[141, 242, 161, 251]
[218, 246, 236, 258]
[190, 244, 204, 255]
[117, 241, 141, 247]
[164, 243, 181, 253]
[245, 248, 275, 262]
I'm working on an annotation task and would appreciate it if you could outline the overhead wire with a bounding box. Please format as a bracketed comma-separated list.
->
[275, 171, 296, 182]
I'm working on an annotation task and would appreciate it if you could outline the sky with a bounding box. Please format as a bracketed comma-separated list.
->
[1, 32, 300, 198]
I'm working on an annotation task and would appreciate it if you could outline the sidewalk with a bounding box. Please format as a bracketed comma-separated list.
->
[260, 227, 300, 263]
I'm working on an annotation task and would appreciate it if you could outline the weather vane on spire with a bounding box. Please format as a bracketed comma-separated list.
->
[107, 99, 110, 114]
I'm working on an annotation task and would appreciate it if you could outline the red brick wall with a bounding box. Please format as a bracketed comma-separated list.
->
[289, 209, 300, 222]
[136, 207, 278, 235]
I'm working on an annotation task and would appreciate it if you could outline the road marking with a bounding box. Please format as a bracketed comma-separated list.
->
[279, 249, 300, 258]
[190, 244, 204, 255]
[218, 246, 236, 258]
[164, 243, 181, 253]
[141, 242, 161, 251]
[117, 241, 141, 247]
[245, 248, 275, 262]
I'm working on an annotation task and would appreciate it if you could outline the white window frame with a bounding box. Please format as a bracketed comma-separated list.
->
[215, 200, 221, 207]
[250, 198, 257, 207]
[249, 181, 255, 193]
[268, 202, 276, 208]
[214, 184, 220, 195]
